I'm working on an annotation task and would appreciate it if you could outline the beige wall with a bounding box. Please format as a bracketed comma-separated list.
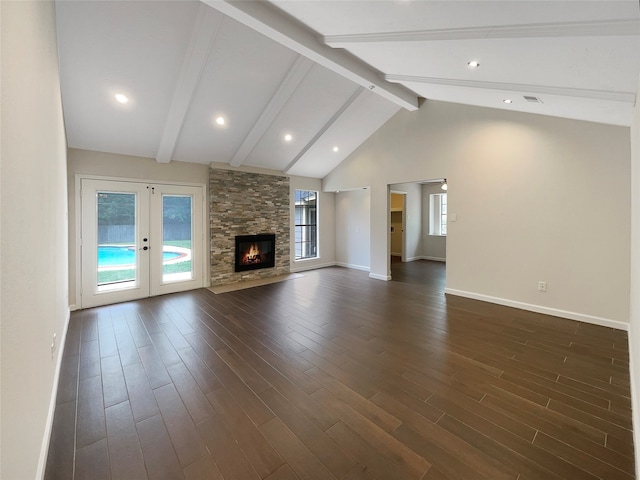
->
[325, 100, 631, 325]
[335, 189, 371, 270]
[1, 1, 69, 477]
[390, 192, 404, 210]
[629, 76, 640, 476]
[67, 148, 210, 307]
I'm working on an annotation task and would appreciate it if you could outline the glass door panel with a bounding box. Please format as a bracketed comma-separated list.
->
[162, 194, 193, 283]
[81, 179, 150, 308]
[149, 184, 203, 297]
[97, 192, 137, 291]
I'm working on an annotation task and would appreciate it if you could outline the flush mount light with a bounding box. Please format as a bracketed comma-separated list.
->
[441, 179, 448, 191]
[503, 99, 513, 104]
[333, 146, 339, 152]
[284, 134, 292, 142]
[114, 93, 129, 104]
[467, 60, 480, 68]
[215, 116, 225, 126]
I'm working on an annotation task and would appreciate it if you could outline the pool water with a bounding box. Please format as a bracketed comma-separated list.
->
[98, 246, 181, 267]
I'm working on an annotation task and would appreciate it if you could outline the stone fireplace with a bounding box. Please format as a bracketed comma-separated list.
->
[209, 167, 290, 286]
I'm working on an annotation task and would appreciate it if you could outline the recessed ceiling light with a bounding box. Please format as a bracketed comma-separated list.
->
[467, 61, 480, 68]
[215, 116, 225, 126]
[114, 93, 128, 104]
[503, 99, 513, 104]
[284, 134, 292, 142]
[333, 146, 339, 152]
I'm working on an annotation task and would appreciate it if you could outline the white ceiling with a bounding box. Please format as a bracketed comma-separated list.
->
[56, 1, 640, 179]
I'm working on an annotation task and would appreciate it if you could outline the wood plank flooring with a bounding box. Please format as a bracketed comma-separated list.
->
[45, 261, 635, 479]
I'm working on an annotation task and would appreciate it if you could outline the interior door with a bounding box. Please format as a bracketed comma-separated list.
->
[80, 179, 204, 308]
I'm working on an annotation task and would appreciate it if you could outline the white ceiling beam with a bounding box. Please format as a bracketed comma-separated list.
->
[229, 55, 314, 167]
[384, 74, 636, 103]
[201, 0, 419, 111]
[284, 87, 365, 174]
[156, 5, 223, 163]
[325, 18, 640, 47]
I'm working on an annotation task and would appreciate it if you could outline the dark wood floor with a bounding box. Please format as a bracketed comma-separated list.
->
[45, 261, 635, 479]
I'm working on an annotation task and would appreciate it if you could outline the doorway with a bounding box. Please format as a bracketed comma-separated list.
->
[388, 180, 447, 281]
[390, 191, 406, 262]
[80, 178, 205, 308]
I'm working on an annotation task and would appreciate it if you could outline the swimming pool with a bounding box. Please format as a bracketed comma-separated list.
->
[98, 246, 181, 267]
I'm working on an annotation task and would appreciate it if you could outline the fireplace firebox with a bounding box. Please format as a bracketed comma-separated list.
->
[235, 234, 276, 272]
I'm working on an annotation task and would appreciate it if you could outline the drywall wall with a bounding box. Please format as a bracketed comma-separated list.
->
[1, 1, 69, 477]
[290, 176, 336, 272]
[629, 75, 640, 476]
[422, 183, 447, 261]
[324, 100, 631, 325]
[335, 189, 371, 271]
[67, 148, 209, 307]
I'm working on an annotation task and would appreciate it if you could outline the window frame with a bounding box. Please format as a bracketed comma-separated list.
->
[294, 189, 318, 260]
[429, 193, 447, 236]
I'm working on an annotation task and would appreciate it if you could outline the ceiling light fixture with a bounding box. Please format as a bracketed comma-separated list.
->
[284, 134, 292, 142]
[333, 146, 339, 152]
[441, 179, 448, 191]
[503, 99, 513, 104]
[467, 60, 480, 68]
[114, 93, 129, 104]
[215, 116, 225, 126]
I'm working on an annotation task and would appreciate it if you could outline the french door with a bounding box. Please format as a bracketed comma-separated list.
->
[80, 178, 204, 308]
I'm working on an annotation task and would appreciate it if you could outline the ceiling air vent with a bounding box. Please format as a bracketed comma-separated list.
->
[523, 95, 543, 103]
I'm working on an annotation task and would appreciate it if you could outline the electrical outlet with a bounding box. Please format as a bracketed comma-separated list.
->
[537, 281, 547, 292]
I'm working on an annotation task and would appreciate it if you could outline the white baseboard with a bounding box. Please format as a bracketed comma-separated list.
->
[391, 252, 402, 257]
[420, 256, 446, 262]
[69, 304, 77, 312]
[444, 288, 628, 331]
[336, 262, 370, 272]
[369, 272, 392, 281]
[290, 261, 337, 273]
[390, 255, 445, 262]
[36, 307, 71, 479]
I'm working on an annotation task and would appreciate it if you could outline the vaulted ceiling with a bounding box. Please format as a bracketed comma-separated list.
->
[56, 1, 640, 179]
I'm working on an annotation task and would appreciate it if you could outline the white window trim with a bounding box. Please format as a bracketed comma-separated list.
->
[294, 189, 319, 260]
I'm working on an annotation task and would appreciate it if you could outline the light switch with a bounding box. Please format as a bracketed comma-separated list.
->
[451, 213, 457, 222]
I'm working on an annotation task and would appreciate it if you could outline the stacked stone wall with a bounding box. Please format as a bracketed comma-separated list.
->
[209, 168, 290, 286]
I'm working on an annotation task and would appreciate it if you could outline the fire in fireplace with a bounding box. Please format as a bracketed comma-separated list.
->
[235, 234, 276, 272]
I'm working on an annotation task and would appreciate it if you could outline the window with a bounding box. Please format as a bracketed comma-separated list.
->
[295, 190, 317, 259]
[429, 193, 447, 236]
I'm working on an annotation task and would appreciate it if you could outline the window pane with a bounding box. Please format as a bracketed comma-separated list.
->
[162, 195, 193, 283]
[429, 193, 447, 236]
[97, 192, 136, 288]
[294, 190, 318, 260]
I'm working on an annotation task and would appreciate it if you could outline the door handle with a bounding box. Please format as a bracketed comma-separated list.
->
[139, 246, 149, 251]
